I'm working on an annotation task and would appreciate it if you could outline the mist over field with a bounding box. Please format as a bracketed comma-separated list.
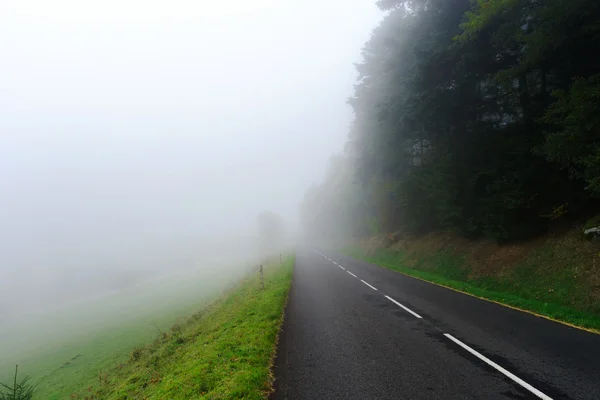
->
[0, 0, 382, 388]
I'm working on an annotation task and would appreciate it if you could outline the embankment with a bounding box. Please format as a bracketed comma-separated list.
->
[69, 256, 294, 400]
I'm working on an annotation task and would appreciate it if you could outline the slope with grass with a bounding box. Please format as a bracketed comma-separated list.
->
[69, 256, 294, 400]
[341, 230, 600, 332]
[1, 265, 252, 400]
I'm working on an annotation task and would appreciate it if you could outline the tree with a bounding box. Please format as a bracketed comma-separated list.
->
[257, 211, 285, 259]
[302, 0, 600, 243]
[0, 366, 36, 400]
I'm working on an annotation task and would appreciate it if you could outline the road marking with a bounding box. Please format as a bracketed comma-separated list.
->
[443, 334, 552, 400]
[315, 251, 347, 271]
[316, 248, 554, 399]
[360, 280, 378, 291]
[384, 295, 423, 319]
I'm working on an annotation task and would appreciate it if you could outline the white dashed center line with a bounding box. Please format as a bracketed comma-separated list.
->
[315, 249, 554, 399]
[443, 334, 552, 400]
[360, 280, 378, 291]
[385, 295, 423, 319]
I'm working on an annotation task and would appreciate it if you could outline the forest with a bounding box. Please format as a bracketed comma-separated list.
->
[301, 0, 600, 243]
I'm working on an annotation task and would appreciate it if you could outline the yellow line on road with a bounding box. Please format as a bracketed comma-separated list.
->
[374, 262, 600, 335]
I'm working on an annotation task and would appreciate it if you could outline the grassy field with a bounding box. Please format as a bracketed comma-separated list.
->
[65, 256, 294, 399]
[7, 309, 202, 399]
[342, 231, 600, 332]
[0, 265, 252, 399]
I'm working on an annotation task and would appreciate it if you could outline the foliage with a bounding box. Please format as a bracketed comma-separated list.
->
[257, 211, 285, 257]
[541, 75, 600, 195]
[0, 366, 36, 400]
[301, 0, 600, 242]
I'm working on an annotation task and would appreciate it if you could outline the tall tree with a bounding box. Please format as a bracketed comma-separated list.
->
[257, 211, 285, 258]
[301, 0, 600, 243]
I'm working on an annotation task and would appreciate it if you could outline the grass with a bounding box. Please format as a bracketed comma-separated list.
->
[10, 311, 200, 400]
[341, 242, 600, 333]
[0, 265, 252, 399]
[68, 256, 294, 400]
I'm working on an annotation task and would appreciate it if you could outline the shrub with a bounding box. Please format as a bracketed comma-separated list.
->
[0, 366, 36, 400]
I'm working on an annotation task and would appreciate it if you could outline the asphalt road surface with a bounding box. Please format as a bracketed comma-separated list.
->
[272, 249, 600, 400]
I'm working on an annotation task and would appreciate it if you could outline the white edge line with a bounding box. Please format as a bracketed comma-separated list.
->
[347, 271, 357, 278]
[384, 295, 423, 319]
[338, 265, 346, 270]
[360, 280, 378, 291]
[443, 334, 552, 400]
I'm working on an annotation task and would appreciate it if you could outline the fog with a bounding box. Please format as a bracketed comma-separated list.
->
[0, 0, 382, 343]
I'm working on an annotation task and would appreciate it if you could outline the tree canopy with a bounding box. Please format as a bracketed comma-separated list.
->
[301, 0, 600, 242]
[257, 211, 285, 258]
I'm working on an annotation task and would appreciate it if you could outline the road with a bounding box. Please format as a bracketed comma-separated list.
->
[272, 249, 600, 400]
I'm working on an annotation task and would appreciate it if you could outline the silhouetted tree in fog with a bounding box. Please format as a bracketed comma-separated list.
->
[257, 211, 285, 259]
[301, 0, 600, 242]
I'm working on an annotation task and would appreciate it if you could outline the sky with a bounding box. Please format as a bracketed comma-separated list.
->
[0, 0, 382, 312]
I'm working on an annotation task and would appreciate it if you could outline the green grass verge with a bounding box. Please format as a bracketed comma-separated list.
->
[10, 310, 205, 400]
[341, 246, 600, 332]
[69, 256, 294, 400]
[1, 268, 247, 399]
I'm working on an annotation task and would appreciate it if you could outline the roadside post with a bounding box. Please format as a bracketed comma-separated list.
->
[259, 264, 264, 289]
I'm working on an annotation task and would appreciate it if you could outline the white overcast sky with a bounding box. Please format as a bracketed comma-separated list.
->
[0, 0, 382, 291]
